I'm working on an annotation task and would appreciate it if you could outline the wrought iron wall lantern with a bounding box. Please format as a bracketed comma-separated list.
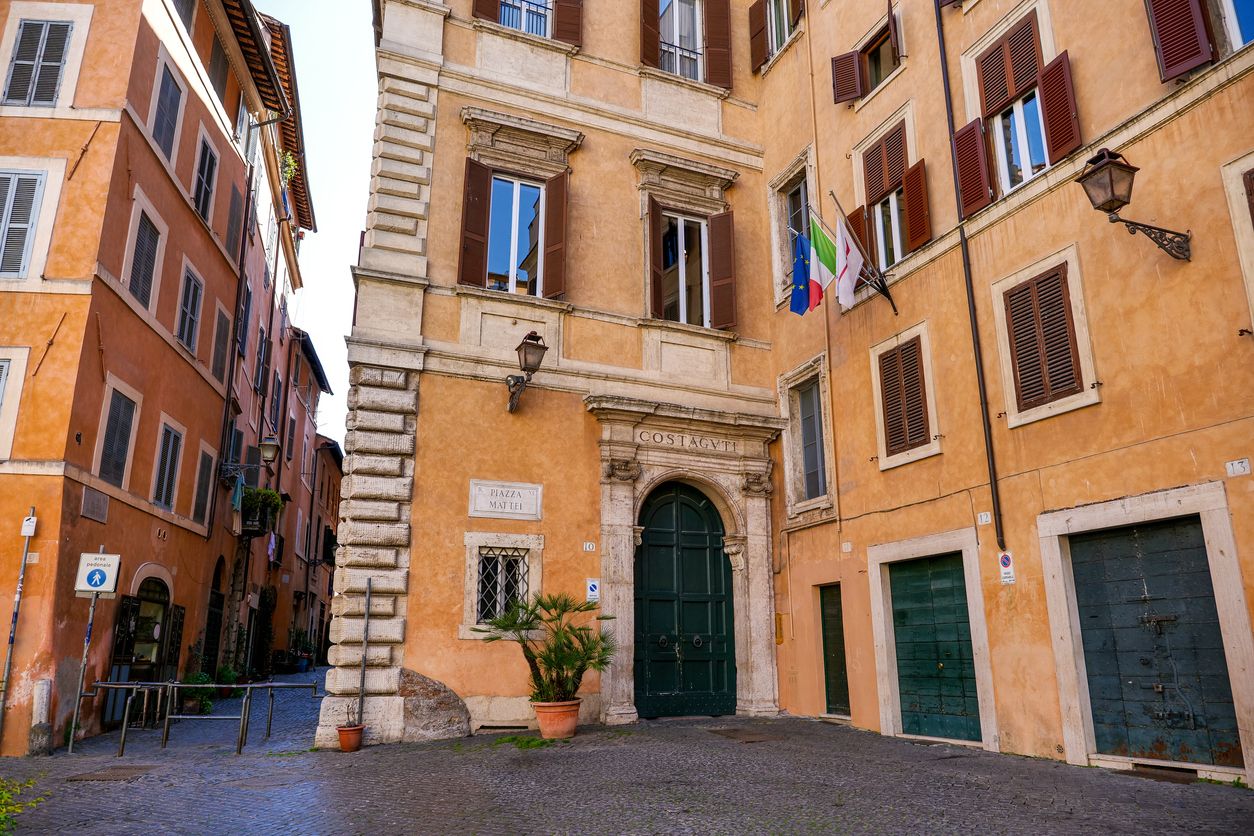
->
[506, 331, 548, 413]
[1077, 149, 1191, 261]
[217, 435, 281, 484]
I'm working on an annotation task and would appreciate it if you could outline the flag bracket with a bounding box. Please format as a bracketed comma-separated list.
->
[827, 190, 900, 316]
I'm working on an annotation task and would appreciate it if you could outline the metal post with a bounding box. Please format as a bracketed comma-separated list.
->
[357, 578, 372, 727]
[67, 545, 105, 755]
[236, 688, 252, 755]
[161, 684, 174, 748]
[265, 686, 275, 739]
[0, 506, 36, 746]
[117, 688, 134, 758]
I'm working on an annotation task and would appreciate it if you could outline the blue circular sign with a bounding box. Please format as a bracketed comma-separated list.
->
[86, 568, 107, 588]
[999, 554, 1012, 568]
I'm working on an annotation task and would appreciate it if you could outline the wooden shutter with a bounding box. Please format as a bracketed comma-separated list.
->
[977, 11, 1041, 117]
[154, 426, 176, 506]
[163, 605, 186, 678]
[553, 0, 583, 47]
[212, 311, 230, 382]
[641, 0, 661, 68]
[1144, 0, 1213, 82]
[236, 285, 252, 353]
[863, 121, 906, 206]
[1244, 169, 1254, 226]
[543, 169, 568, 299]
[0, 173, 43, 275]
[99, 391, 135, 487]
[154, 68, 181, 159]
[847, 205, 870, 256]
[128, 212, 159, 307]
[831, 52, 863, 103]
[708, 210, 736, 330]
[879, 336, 929, 457]
[902, 160, 931, 252]
[953, 118, 992, 218]
[648, 197, 665, 318]
[458, 158, 492, 287]
[790, 0, 805, 26]
[472, 0, 500, 22]
[705, 0, 733, 90]
[227, 186, 244, 259]
[193, 452, 213, 523]
[749, 0, 769, 72]
[3, 22, 43, 104]
[1004, 266, 1082, 411]
[245, 444, 262, 487]
[887, 0, 901, 61]
[31, 22, 71, 106]
[1038, 51, 1081, 164]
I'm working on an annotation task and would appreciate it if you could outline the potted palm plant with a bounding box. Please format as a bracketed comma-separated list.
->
[476, 593, 615, 740]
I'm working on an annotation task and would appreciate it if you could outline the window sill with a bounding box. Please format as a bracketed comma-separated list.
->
[471, 18, 579, 57]
[759, 24, 805, 79]
[637, 316, 736, 342]
[853, 63, 907, 113]
[787, 494, 833, 518]
[639, 66, 730, 100]
[458, 625, 544, 641]
[1005, 387, 1100, 429]
[878, 439, 941, 472]
[453, 283, 575, 313]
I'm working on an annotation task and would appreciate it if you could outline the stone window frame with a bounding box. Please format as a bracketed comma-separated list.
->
[868, 320, 941, 471]
[989, 243, 1100, 429]
[957, 0, 1057, 124]
[630, 147, 737, 321]
[778, 352, 836, 519]
[767, 145, 816, 306]
[1221, 149, 1254, 328]
[93, 371, 144, 491]
[459, 532, 544, 640]
[851, 3, 908, 114]
[461, 106, 583, 181]
[0, 2, 94, 119]
[0, 345, 29, 460]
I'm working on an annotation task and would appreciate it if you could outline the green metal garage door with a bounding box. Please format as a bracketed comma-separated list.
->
[889, 553, 982, 742]
[1070, 516, 1243, 768]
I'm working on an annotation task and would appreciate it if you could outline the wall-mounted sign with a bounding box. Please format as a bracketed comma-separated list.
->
[586, 578, 600, 603]
[469, 480, 543, 521]
[998, 552, 1016, 585]
[75, 553, 121, 598]
[635, 430, 738, 454]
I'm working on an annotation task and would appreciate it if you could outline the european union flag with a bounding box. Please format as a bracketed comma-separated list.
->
[790, 232, 811, 316]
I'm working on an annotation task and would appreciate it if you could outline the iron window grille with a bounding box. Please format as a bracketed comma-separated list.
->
[477, 546, 529, 623]
[499, 0, 551, 37]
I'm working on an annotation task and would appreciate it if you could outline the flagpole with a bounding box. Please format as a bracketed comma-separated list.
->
[824, 191, 898, 316]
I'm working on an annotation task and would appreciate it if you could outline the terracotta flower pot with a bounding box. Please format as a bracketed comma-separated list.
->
[532, 699, 581, 739]
[337, 724, 365, 752]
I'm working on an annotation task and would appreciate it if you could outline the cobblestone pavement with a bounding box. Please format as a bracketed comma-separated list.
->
[1, 669, 1251, 834]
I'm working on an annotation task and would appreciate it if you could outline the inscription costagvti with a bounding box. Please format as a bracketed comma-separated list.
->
[637, 430, 737, 453]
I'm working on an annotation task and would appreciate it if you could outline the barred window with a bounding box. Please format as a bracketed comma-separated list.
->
[476, 546, 529, 623]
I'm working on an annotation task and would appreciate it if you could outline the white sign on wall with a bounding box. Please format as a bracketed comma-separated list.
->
[586, 579, 600, 603]
[998, 552, 1016, 585]
[468, 480, 543, 521]
[75, 553, 121, 598]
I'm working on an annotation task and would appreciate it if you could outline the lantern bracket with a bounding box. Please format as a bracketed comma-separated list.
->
[1107, 213, 1191, 261]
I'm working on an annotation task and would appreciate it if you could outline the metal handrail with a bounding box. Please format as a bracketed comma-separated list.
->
[84, 679, 321, 757]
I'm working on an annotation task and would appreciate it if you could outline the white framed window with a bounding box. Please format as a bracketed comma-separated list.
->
[779, 354, 835, 517]
[0, 347, 29, 460]
[499, 0, 551, 37]
[769, 146, 816, 303]
[2, 19, 71, 107]
[460, 532, 544, 639]
[94, 375, 142, 490]
[1220, 0, 1254, 47]
[660, 211, 711, 328]
[148, 56, 185, 163]
[785, 177, 809, 255]
[191, 443, 215, 525]
[991, 89, 1048, 195]
[151, 420, 183, 511]
[176, 265, 202, 353]
[118, 184, 167, 313]
[873, 187, 905, 271]
[0, 169, 44, 277]
[659, 0, 703, 81]
[172, 0, 195, 31]
[766, 0, 796, 55]
[796, 379, 826, 500]
[487, 173, 546, 296]
[869, 321, 942, 471]
[193, 133, 217, 221]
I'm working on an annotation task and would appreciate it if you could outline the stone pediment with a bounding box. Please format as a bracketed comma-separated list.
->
[461, 107, 584, 178]
[630, 149, 738, 216]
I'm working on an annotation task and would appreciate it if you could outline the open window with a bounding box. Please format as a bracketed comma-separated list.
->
[849, 120, 931, 275]
[647, 199, 736, 330]
[749, 0, 803, 72]
[642, 0, 732, 88]
[832, 1, 902, 103]
[472, 0, 583, 46]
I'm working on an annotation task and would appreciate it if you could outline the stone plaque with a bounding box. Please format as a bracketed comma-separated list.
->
[468, 480, 543, 521]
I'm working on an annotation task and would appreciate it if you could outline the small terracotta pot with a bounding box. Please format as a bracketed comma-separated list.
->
[532, 699, 581, 740]
[337, 724, 365, 752]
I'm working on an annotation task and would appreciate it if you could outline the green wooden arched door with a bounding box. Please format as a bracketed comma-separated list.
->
[634, 482, 736, 717]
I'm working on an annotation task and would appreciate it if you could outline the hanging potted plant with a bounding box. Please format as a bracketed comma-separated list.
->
[476, 593, 615, 740]
[241, 487, 283, 536]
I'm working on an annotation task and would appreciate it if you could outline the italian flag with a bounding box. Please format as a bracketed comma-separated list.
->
[810, 215, 864, 311]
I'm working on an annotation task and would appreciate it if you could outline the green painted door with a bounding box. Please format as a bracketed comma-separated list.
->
[889, 553, 982, 741]
[634, 482, 736, 717]
[1070, 516, 1243, 768]
[820, 585, 850, 715]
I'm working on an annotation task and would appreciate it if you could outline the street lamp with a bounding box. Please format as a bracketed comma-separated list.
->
[1076, 148, 1191, 261]
[506, 331, 548, 413]
[259, 435, 280, 464]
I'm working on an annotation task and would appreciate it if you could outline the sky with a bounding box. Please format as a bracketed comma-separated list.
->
[255, 0, 377, 444]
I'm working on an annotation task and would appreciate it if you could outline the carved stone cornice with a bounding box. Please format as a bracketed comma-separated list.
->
[630, 148, 738, 216]
[462, 106, 584, 178]
[603, 458, 642, 482]
[742, 461, 773, 497]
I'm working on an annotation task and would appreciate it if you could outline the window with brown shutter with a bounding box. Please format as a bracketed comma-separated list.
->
[878, 336, 930, 457]
[864, 121, 907, 206]
[953, 118, 992, 218]
[647, 199, 734, 330]
[1144, 0, 1214, 82]
[542, 169, 568, 298]
[1003, 265, 1083, 411]
[704, 0, 733, 89]
[831, 51, 863, 103]
[708, 210, 736, 329]
[472, 0, 500, 22]
[553, 0, 583, 47]
[902, 160, 931, 252]
[977, 12, 1042, 117]
[641, 0, 661, 68]
[457, 158, 491, 287]
[749, 0, 768, 72]
[1038, 51, 1081, 163]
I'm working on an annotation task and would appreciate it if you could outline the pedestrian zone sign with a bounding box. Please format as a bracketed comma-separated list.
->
[75, 553, 121, 598]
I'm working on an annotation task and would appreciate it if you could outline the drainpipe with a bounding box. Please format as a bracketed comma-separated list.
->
[932, 3, 1007, 552]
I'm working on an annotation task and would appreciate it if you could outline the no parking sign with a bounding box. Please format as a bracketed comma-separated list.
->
[998, 552, 1016, 585]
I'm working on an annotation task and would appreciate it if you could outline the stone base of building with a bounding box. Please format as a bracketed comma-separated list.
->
[465, 694, 603, 732]
[314, 669, 471, 748]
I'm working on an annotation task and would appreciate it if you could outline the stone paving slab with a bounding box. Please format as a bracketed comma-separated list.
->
[1, 670, 1251, 834]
